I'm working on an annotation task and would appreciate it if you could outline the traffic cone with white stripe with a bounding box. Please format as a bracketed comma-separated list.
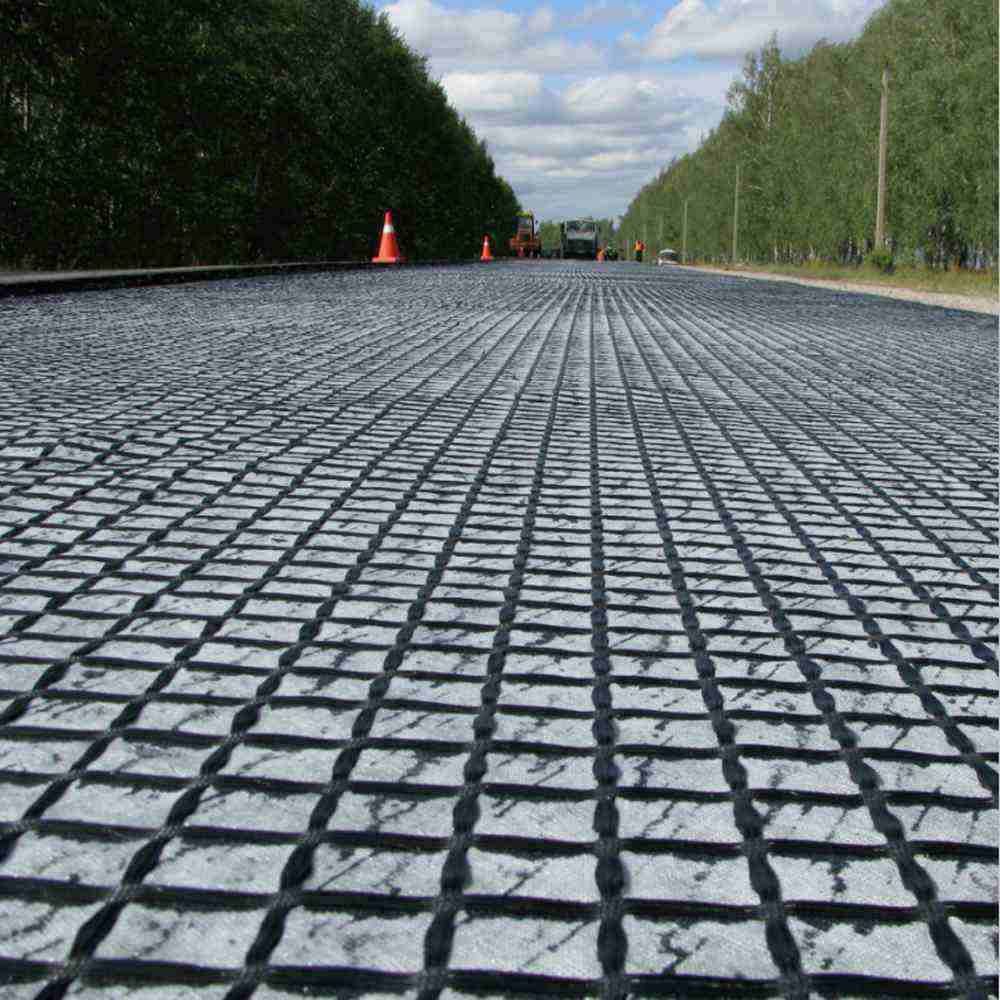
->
[480, 235, 493, 261]
[372, 211, 405, 263]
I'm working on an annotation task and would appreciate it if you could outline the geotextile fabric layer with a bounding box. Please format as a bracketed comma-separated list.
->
[0, 263, 996, 999]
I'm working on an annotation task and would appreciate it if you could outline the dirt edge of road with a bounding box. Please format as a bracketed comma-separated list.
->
[682, 264, 999, 317]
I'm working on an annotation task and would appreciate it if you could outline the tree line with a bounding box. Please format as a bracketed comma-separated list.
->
[618, 0, 997, 270]
[0, 0, 521, 269]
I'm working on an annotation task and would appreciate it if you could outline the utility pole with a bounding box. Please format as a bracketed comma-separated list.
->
[732, 164, 740, 266]
[682, 198, 689, 264]
[875, 66, 889, 249]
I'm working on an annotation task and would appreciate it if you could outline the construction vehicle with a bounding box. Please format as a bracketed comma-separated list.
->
[559, 219, 598, 259]
[509, 211, 541, 258]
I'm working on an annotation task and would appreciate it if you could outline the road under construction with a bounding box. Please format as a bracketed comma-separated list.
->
[0, 261, 996, 999]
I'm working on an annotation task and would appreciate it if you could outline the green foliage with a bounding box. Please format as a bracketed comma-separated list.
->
[618, 0, 997, 269]
[0, 0, 520, 267]
[866, 247, 895, 272]
[537, 220, 562, 249]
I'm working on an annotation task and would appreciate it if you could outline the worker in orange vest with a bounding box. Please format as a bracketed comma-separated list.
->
[634, 238, 645, 263]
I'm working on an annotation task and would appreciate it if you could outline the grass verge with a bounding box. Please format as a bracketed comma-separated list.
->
[692, 261, 998, 299]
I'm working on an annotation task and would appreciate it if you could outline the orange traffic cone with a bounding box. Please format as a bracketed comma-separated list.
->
[372, 211, 405, 263]
[480, 235, 493, 262]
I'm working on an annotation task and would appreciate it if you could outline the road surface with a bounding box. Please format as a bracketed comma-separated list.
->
[0, 262, 996, 999]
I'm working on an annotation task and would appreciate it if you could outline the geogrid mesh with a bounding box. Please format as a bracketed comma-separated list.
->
[0, 264, 996, 1000]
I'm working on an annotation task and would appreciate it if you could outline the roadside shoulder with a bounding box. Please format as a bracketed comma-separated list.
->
[681, 264, 999, 317]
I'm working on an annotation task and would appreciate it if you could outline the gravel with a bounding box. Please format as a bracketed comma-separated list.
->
[685, 263, 999, 316]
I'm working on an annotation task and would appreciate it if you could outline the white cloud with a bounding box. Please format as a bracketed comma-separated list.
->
[443, 72, 727, 217]
[661, 65, 750, 100]
[526, 6, 556, 33]
[573, 0, 646, 27]
[379, 0, 889, 220]
[442, 72, 543, 114]
[381, 0, 603, 71]
[640, 0, 885, 61]
[440, 71, 567, 127]
[581, 149, 648, 172]
[382, 0, 517, 57]
[563, 74, 693, 123]
[444, 71, 712, 130]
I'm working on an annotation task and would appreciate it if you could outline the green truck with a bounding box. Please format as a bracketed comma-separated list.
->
[558, 219, 598, 259]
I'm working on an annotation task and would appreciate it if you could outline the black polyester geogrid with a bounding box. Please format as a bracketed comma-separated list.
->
[0, 265, 995, 1000]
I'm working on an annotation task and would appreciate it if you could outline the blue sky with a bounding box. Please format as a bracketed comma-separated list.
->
[374, 0, 888, 222]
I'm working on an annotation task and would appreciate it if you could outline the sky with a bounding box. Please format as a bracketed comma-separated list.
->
[375, 0, 889, 222]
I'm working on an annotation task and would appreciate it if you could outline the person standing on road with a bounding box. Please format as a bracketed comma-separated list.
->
[634, 239, 645, 263]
